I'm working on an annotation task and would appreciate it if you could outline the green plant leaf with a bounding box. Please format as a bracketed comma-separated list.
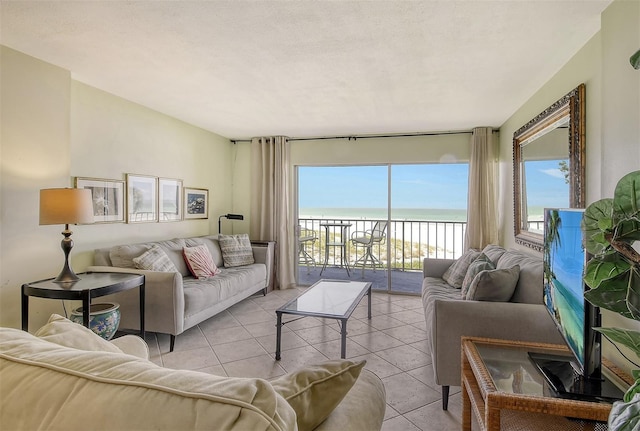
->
[623, 378, 640, 403]
[594, 328, 640, 359]
[585, 271, 636, 319]
[612, 171, 640, 244]
[583, 198, 614, 255]
[584, 256, 631, 290]
[608, 393, 640, 431]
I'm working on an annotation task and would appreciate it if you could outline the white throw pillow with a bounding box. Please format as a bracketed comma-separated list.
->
[34, 314, 123, 353]
[218, 234, 255, 267]
[133, 244, 178, 272]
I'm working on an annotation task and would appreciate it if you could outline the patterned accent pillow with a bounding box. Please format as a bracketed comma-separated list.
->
[442, 249, 480, 288]
[466, 265, 520, 301]
[183, 245, 221, 278]
[218, 234, 255, 267]
[132, 245, 179, 272]
[461, 253, 495, 298]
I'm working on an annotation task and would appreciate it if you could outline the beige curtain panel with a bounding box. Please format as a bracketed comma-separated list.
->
[250, 136, 296, 289]
[464, 127, 500, 250]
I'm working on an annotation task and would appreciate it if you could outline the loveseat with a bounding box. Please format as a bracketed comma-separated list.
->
[0, 315, 386, 430]
[421, 244, 564, 409]
[88, 234, 274, 351]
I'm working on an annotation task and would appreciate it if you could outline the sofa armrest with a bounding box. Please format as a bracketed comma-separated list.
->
[111, 335, 149, 360]
[251, 241, 275, 290]
[423, 258, 456, 278]
[430, 299, 564, 387]
[87, 266, 185, 336]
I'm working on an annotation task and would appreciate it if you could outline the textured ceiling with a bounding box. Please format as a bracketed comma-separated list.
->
[0, 1, 611, 139]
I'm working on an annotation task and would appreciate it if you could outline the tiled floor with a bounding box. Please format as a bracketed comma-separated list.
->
[144, 288, 463, 431]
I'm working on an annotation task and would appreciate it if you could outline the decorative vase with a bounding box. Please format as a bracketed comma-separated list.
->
[70, 302, 121, 340]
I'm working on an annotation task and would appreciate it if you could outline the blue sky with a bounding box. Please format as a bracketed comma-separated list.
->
[298, 164, 469, 209]
[299, 160, 569, 210]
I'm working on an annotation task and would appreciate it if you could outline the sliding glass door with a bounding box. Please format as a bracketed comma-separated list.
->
[296, 163, 468, 294]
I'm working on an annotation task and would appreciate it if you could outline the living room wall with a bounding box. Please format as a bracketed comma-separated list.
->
[0, 46, 234, 331]
[499, 0, 639, 373]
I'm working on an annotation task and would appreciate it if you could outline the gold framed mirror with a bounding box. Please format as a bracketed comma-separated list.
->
[513, 83, 585, 251]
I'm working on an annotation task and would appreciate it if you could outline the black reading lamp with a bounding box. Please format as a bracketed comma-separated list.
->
[218, 213, 244, 234]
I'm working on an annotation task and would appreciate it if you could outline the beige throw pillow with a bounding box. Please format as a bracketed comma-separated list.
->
[133, 244, 178, 272]
[270, 359, 365, 431]
[218, 234, 255, 267]
[461, 253, 495, 298]
[442, 249, 480, 288]
[465, 265, 520, 301]
[34, 314, 123, 353]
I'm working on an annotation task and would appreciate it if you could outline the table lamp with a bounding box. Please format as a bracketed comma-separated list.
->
[40, 188, 94, 283]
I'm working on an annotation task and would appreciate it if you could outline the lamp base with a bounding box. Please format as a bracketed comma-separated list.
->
[53, 228, 80, 284]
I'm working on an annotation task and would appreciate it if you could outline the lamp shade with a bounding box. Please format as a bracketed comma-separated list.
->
[40, 188, 95, 225]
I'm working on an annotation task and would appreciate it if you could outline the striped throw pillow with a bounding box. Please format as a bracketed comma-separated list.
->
[218, 234, 255, 267]
[461, 253, 495, 298]
[183, 245, 221, 278]
[132, 245, 178, 272]
[442, 249, 480, 289]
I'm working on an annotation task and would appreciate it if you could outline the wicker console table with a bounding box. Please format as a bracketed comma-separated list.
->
[461, 337, 633, 431]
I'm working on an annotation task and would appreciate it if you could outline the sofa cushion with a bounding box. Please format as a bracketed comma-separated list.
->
[466, 265, 520, 301]
[0, 328, 297, 431]
[442, 249, 480, 288]
[461, 253, 495, 298]
[421, 277, 462, 332]
[496, 249, 543, 304]
[34, 314, 123, 354]
[219, 234, 255, 267]
[183, 244, 221, 278]
[133, 244, 179, 272]
[155, 238, 190, 276]
[270, 360, 365, 431]
[109, 243, 150, 268]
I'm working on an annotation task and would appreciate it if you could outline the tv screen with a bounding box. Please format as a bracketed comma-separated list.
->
[543, 208, 591, 373]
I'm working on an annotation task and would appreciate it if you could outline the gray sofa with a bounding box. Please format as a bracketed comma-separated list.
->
[421, 244, 563, 409]
[88, 235, 274, 352]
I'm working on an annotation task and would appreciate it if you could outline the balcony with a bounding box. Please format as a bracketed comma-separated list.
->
[297, 217, 467, 295]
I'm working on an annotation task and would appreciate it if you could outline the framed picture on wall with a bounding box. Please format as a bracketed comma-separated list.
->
[159, 177, 183, 222]
[184, 187, 209, 219]
[126, 174, 158, 223]
[74, 177, 125, 223]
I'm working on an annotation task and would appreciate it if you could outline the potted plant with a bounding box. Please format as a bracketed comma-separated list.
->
[582, 170, 640, 429]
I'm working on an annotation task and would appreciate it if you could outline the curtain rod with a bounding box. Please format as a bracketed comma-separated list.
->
[231, 129, 498, 144]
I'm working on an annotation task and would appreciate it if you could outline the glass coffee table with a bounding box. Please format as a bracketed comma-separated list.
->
[275, 279, 372, 360]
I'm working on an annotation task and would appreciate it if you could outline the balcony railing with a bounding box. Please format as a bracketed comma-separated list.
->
[298, 217, 467, 272]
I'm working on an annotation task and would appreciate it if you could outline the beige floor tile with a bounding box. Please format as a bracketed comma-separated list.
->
[229, 309, 275, 326]
[213, 338, 269, 363]
[169, 326, 209, 351]
[383, 404, 400, 421]
[161, 346, 221, 371]
[376, 344, 430, 371]
[382, 324, 428, 344]
[202, 324, 254, 345]
[391, 298, 424, 310]
[293, 324, 341, 344]
[256, 330, 309, 354]
[381, 372, 441, 414]
[198, 364, 228, 376]
[388, 309, 425, 324]
[222, 354, 286, 379]
[371, 302, 408, 315]
[409, 339, 431, 355]
[350, 331, 405, 352]
[313, 338, 371, 359]
[382, 415, 421, 431]
[198, 310, 241, 331]
[407, 365, 438, 389]
[275, 345, 330, 373]
[278, 316, 324, 331]
[367, 314, 406, 330]
[351, 352, 403, 379]
[226, 298, 263, 313]
[403, 400, 462, 431]
[243, 320, 289, 338]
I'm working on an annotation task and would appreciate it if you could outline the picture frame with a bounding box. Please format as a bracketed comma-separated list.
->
[184, 187, 209, 219]
[158, 177, 183, 222]
[74, 177, 125, 223]
[126, 174, 158, 223]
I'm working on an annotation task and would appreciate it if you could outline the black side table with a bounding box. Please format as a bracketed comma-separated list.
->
[22, 272, 145, 338]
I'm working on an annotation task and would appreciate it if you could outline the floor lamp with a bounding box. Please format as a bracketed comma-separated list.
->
[218, 213, 244, 234]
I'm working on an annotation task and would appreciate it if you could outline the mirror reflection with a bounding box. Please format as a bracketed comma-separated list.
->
[513, 84, 585, 251]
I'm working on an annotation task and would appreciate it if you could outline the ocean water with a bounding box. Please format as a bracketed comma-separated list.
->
[299, 207, 467, 222]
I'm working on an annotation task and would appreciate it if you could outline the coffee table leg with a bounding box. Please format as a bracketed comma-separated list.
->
[139, 282, 145, 339]
[368, 286, 372, 319]
[275, 312, 282, 360]
[341, 318, 347, 359]
[21, 286, 28, 331]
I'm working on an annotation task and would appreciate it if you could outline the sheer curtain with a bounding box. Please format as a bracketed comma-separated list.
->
[250, 136, 296, 289]
[464, 127, 499, 250]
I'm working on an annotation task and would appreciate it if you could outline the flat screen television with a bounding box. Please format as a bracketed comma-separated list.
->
[528, 208, 624, 402]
